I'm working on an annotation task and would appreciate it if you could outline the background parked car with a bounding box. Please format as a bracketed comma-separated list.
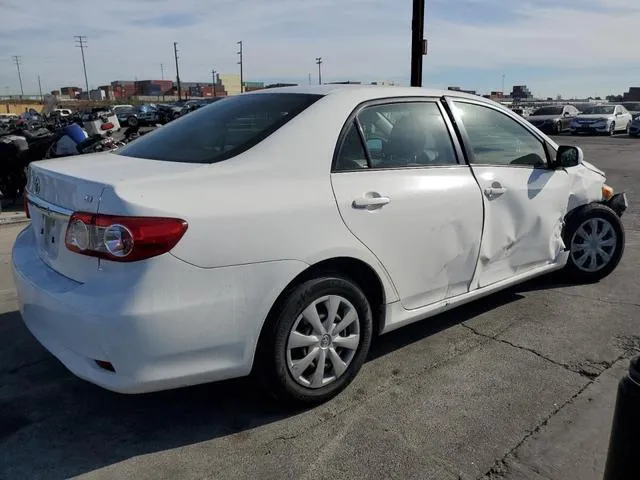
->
[528, 105, 578, 133]
[570, 104, 632, 135]
[622, 102, 640, 120]
[628, 116, 640, 137]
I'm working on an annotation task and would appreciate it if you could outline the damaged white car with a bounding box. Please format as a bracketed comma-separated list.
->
[13, 86, 627, 405]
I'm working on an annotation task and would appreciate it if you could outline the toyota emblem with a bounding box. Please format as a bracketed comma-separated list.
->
[33, 176, 41, 195]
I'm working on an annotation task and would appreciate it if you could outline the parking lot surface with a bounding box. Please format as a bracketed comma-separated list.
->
[1, 135, 639, 480]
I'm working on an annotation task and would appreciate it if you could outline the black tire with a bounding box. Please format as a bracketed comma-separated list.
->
[571, 131, 578, 136]
[562, 203, 625, 283]
[127, 116, 139, 127]
[609, 122, 616, 136]
[256, 275, 373, 406]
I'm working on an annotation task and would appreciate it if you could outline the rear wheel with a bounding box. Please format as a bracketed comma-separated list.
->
[563, 204, 625, 283]
[127, 116, 138, 127]
[256, 275, 373, 406]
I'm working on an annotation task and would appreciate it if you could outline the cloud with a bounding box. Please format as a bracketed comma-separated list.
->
[0, 0, 638, 98]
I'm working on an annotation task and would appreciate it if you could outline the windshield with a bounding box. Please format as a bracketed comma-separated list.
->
[622, 102, 640, 112]
[119, 93, 322, 163]
[532, 107, 563, 116]
[581, 106, 615, 115]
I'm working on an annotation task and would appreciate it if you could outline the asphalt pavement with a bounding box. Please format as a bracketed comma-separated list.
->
[0, 135, 639, 480]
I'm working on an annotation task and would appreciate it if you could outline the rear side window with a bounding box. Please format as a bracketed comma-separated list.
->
[119, 93, 322, 163]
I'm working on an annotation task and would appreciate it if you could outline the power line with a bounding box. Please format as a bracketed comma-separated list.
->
[11, 55, 24, 98]
[237, 41, 243, 93]
[74, 35, 90, 96]
[174, 42, 182, 101]
[315, 57, 323, 85]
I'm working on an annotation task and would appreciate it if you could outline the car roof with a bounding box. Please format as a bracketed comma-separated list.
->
[245, 84, 498, 105]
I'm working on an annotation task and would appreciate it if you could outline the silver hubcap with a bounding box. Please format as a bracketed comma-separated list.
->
[570, 218, 617, 272]
[286, 295, 360, 389]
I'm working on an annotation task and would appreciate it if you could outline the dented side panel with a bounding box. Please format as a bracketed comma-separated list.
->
[331, 167, 484, 310]
[470, 166, 572, 289]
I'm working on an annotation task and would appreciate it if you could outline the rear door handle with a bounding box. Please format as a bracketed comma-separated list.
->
[352, 195, 390, 209]
[484, 183, 507, 200]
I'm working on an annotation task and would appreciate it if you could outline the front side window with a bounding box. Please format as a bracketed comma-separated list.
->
[335, 101, 458, 171]
[453, 101, 547, 167]
[119, 93, 322, 163]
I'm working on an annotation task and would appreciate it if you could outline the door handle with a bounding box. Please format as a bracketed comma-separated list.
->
[484, 183, 507, 200]
[352, 195, 390, 209]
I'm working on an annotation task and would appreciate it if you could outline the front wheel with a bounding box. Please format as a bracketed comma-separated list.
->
[609, 122, 616, 136]
[256, 275, 373, 406]
[563, 204, 625, 283]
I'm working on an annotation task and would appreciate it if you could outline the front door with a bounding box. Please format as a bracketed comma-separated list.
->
[331, 99, 484, 310]
[448, 99, 572, 289]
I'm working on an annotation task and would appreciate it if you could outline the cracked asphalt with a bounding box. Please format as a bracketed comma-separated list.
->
[1, 135, 639, 480]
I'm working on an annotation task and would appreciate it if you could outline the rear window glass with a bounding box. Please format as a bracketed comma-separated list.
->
[118, 93, 322, 163]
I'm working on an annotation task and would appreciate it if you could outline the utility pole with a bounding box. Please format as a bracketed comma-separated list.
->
[74, 36, 90, 97]
[501, 73, 505, 94]
[308, 72, 311, 85]
[12, 56, 24, 98]
[237, 41, 244, 93]
[410, 0, 426, 87]
[37, 75, 43, 102]
[161, 63, 164, 80]
[316, 57, 322, 85]
[211, 69, 217, 97]
[173, 42, 182, 100]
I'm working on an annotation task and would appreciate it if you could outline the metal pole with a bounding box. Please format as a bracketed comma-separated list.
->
[502, 74, 505, 94]
[174, 42, 182, 101]
[12, 56, 24, 98]
[212, 69, 216, 97]
[237, 41, 244, 93]
[308, 72, 311, 85]
[316, 57, 322, 85]
[37, 75, 43, 102]
[410, 0, 425, 87]
[74, 36, 90, 97]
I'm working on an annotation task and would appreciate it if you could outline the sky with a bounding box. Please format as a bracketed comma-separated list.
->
[0, 0, 639, 99]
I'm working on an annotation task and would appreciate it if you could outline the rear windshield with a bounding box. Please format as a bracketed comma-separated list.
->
[119, 93, 322, 163]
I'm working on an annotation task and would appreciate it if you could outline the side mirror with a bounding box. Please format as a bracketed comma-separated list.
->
[554, 145, 583, 169]
[563, 111, 571, 117]
[616, 112, 623, 116]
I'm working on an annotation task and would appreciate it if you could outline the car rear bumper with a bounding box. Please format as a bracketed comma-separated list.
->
[12, 225, 307, 393]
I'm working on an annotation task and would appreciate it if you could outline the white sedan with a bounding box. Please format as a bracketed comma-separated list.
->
[13, 86, 628, 405]
[570, 104, 633, 135]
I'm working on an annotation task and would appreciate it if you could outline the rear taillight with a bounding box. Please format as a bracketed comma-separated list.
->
[23, 196, 30, 218]
[65, 213, 187, 262]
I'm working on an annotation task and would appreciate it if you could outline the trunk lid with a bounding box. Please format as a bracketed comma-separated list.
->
[26, 153, 205, 282]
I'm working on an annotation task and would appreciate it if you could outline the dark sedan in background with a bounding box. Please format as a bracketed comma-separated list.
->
[527, 105, 579, 133]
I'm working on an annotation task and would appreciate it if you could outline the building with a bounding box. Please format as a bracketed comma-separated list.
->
[60, 86, 82, 98]
[134, 80, 173, 96]
[510, 85, 533, 100]
[219, 73, 242, 95]
[623, 87, 640, 101]
[111, 80, 136, 99]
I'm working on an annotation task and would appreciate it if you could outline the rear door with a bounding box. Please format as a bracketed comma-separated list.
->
[447, 98, 572, 289]
[331, 99, 484, 310]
